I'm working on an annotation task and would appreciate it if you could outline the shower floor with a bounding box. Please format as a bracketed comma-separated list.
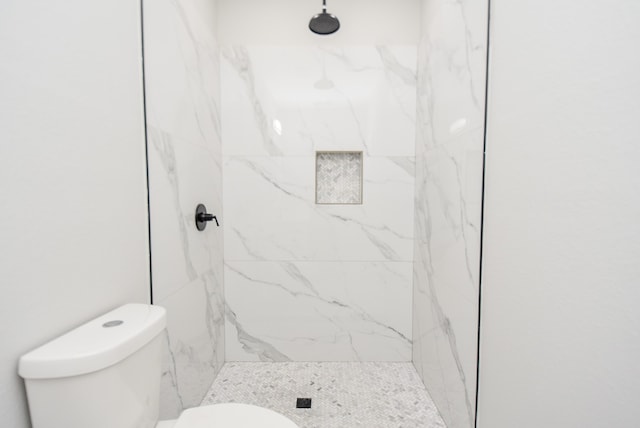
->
[201, 362, 446, 428]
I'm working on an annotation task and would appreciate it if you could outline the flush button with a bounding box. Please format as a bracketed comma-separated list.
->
[102, 320, 124, 328]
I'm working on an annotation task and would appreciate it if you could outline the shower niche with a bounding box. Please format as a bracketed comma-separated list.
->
[315, 151, 363, 205]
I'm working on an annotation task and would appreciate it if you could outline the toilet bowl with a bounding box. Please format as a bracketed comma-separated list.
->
[162, 403, 299, 428]
[18, 304, 299, 428]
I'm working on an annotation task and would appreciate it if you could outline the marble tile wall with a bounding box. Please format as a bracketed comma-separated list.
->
[222, 46, 417, 362]
[143, 0, 224, 419]
[412, 1, 488, 427]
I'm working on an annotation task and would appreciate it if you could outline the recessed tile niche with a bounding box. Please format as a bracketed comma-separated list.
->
[315, 151, 363, 204]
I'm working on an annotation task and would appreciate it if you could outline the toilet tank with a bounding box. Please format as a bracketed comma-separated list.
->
[18, 304, 167, 428]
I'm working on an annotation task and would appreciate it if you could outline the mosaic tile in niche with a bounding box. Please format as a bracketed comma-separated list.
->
[316, 151, 363, 204]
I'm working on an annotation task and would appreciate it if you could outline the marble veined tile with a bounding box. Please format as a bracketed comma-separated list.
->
[148, 126, 223, 302]
[223, 156, 414, 262]
[143, 0, 220, 148]
[412, 0, 487, 427]
[412, 133, 482, 428]
[219, 41, 417, 373]
[157, 271, 224, 419]
[221, 45, 416, 157]
[413, 275, 473, 428]
[202, 362, 446, 428]
[415, 0, 487, 151]
[143, 0, 224, 419]
[224, 261, 412, 362]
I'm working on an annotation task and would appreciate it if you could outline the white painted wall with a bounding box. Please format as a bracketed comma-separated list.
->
[0, 1, 149, 426]
[478, 1, 640, 427]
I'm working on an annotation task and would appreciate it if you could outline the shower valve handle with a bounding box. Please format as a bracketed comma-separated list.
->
[195, 204, 219, 231]
[197, 212, 218, 225]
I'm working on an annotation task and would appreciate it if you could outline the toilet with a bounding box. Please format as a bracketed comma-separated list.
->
[18, 304, 299, 428]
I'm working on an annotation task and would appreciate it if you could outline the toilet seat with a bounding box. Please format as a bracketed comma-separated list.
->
[172, 403, 300, 428]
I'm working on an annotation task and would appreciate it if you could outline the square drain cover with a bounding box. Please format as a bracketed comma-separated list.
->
[296, 398, 312, 409]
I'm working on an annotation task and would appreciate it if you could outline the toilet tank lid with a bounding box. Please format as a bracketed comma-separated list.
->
[19, 304, 166, 379]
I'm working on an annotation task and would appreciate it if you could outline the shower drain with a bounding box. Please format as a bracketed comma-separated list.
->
[296, 398, 312, 409]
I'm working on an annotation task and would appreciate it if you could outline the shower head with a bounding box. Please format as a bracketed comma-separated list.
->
[309, 0, 340, 35]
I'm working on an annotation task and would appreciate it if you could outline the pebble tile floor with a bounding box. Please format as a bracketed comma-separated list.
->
[201, 362, 447, 428]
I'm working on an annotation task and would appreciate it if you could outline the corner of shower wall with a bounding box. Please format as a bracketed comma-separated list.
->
[143, 0, 225, 418]
[412, 0, 488, 427]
